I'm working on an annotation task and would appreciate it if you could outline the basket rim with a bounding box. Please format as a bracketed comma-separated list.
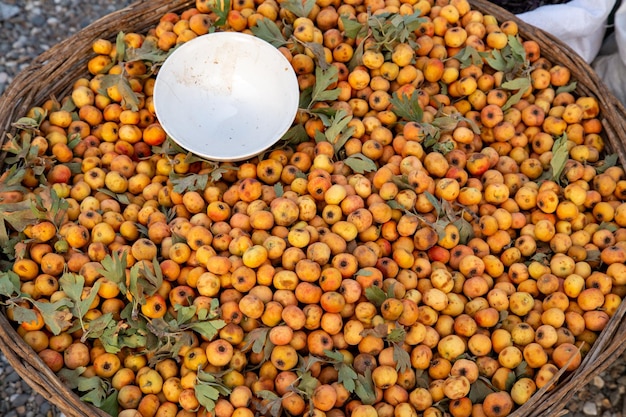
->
[0, 0, 625, 417]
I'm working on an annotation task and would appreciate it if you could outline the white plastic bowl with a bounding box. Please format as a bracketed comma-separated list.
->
[153, 32, 300, 162]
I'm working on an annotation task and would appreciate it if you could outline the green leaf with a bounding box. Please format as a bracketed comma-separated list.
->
[243, 327, 272, 355]
[10, 305, 38, 324]
[115, 31, 126, 63]
[364, 285, 387, 307]
[432, 141, 454, 155]
[599, 221, 618, 232]
[314, 130, 326, 144]
[485, 49, 507, 72]
[296, 371, 319, 398]
[595, 153, 618, 174]
[125, 38, 169, 64]
[424, 191, 443, 216]
[585, 249, 601, 263]
[392, 175, 414, 191]
[59, 272, 101, 322]
[453, 46, 485, 68]
[195, 369, 232, 410]
[79, 376, 109, 407]
[99, 74, 140, 111]
[283, 0, 315, 18]
[356, 268, 373, 277]
[57, 367, 86, 390]
[195, 383, 220, 411]
[367, 11, 424, 53]
[256, 390, 283, 417]
[274, 183, 285, 197]
[299, 86, 313, 109]
[67, 135, 81, 150]
[0, 165, 27, 189]
[175, 304, 197, 326]
[59, 272, 85, 303]
[390, 90, 424, 123]
[98, 322, 122, 354]
[508, 35, 526, 62]
[1, 234, 23, 261]
[391, 10, 425, 34]
[501, 77, 531, 90]
[386, 327, 406, 344]
[310, 107, 337, 122]
[323, 349, 345, 362]
[550, 132, 569, 184]
[469, 378, 497, 403]
[152, 137, 187, 156]
[170, 172, 209, 194]
[99, 389, 119, 417]
[126, 258, 163, 316]
[387, 200, 406, 212]
[0, 271, 21, 297]
[529, 252, 549, 264]
[41, 188, 69, 226]
[31, 298, 74, 335]
[360, 323, 388, 339]
[415, 369, 429, 389]
[82, 313, 115, 341]
[188, 319, 227, 340]
[431, 219, 449, 240]
[348, 37, 365, 71]
[556, 81, 577, 94]
[308, 65, 341, 108]
[212, 0, 231, 27]
[11, 117, 40, 131]
[320, 109, 354, 155]
[128, 264, 144, 318]
[341, 16, 365, 39]
[337, 363, 358, 393]
[1, 200, 39, 233]
[392, 342, 411, 373]
[431, 116, 458, 132]
[256, 390, 280, 401]
[209, 165, 238, 184]
[60, 98, 76, 113]
[96, 251, 127, 292]
[505, 371, 516, 390]
[502, 77, 531, 111]
[97, 187, 131, 205]
[322, 350, 358, 392]
[355, 369, 377, 405]
[31, 108, 47, 125]
[453, 217, 474, 245]
[344, 153, 377, 174]
[251, 18, 288, 48]
[280, 124, 309, 146]
[303, 42, 331, 70]
[118, 327, 147, 350]
[515, 361, 531, 379]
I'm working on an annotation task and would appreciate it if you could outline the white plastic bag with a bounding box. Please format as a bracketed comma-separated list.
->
[592, 1, 626, 105]
[514, 0, 626, 105]
[592, 53, 626, 104]
[516, 0, 616, 63]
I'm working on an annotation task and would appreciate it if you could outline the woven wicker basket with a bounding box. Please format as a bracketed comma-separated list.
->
[488, 0, 570, 15]
[0, 0, 625, 416]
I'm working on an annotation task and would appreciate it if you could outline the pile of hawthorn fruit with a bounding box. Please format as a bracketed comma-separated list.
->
[1, 0, 625, 416]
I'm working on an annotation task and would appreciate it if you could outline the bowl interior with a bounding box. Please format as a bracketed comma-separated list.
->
[153, 32, 299, 162]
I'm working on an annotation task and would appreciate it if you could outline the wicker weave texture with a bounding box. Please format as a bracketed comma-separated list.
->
[0, 0, 624, 416]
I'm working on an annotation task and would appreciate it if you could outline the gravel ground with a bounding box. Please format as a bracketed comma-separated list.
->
[1, 1, 626, 417]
